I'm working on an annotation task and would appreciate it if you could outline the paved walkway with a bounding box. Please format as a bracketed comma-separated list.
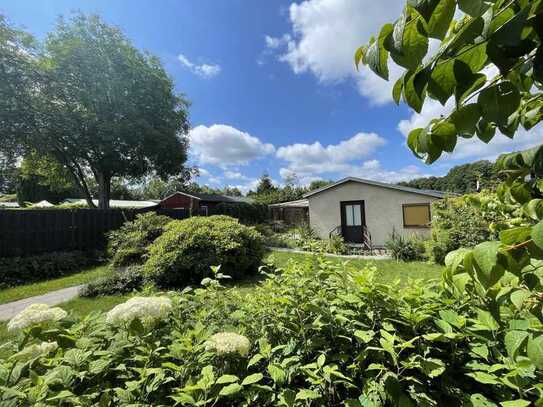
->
[0, 285, 83, 321]
[268, 246, 390, 260]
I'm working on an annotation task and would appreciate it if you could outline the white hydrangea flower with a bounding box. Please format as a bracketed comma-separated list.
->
[205, 332, 251, 357]
[11, 341, 58, 361]
[106, 296, 172, 326]
[7, 303, 67, 332]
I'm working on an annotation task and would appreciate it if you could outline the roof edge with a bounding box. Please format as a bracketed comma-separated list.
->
[303, 177, 447, 199]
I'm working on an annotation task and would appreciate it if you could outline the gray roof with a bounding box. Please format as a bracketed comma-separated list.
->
[164, 192, 253, 204]
[303, 177, 447, 199]
[269, 199, 309, 208]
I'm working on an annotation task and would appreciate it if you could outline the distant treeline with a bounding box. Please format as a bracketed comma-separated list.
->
[397, 160, 503, 194]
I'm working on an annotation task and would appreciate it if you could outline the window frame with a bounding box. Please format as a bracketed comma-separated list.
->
[402, 203, 431, 228]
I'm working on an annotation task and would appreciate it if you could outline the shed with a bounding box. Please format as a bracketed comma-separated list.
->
[269, 199, 309, 225]
[303, 177, 447, 247]
[158, 192, 251, 216]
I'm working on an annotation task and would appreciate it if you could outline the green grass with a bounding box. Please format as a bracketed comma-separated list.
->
[0, 250, 443, 344]
[263, 249, 443, 284]
[0, 265, 112, 305]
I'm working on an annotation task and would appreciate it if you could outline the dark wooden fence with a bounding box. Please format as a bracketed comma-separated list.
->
[0, 208, 188, 258]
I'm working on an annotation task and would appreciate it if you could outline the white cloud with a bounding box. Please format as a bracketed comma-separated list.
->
[190, 124, 275, 166]
[277, 132, 386, 175]
[224, 170, 249, 180]
[178, 53, 221, 78]
[197, 168, 211, 177]
[266, 0, 404, 104]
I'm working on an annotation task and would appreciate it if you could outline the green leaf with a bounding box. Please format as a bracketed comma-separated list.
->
[527, 335, 543, 369]
[532, 220, 543, 249]
[458, 0, 490, 17]
[267, 364, 286, 384]
[404, 68, 429, 113]
[354, 330, 375, 344]
[218, 383, 242, 396]
[364, 25, 393, 80]
[478, 81, 521, 126]
[420, 357, 446, 377]
[216, 374, 239, 384]
[500, 400, 531, 407]
[454, 61, 486, 104]
[431, 121, 457, 152]
[472, 241, 504, 288]
[476, 309, 499, 331]
[354, 46, 367, 70]
[510, 289, 531, 311]
[523, 199, 543, 221]
[428, 60, 455, 105]
[504, 330, 529, 359]
[392, 75, 404, 105]
[426, 0, 455, 39]
[296, 389, 320, 400]
[247, 354, 264, 368]
[475, 118, 496, 143]
[450, 104, 481, 135]
[241, 373, 263, 386]
[491, 6, 529, 48]
[469, 393, 497, 406]
[466, 371, 499, 385]
[407, 0, 440, 22]
[456, 42, 488, 72]
[389, 19, 429, 70]
[499, 226, 531, 245]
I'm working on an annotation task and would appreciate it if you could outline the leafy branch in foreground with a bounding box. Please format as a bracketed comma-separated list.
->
[358, 1, 543, 404]
[357, 0, 543, 164]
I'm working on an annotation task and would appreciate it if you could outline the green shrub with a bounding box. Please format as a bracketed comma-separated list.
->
[108, 212, 172, 267]
[385, 232, 427, 262]
[144, 215, 264, 287]
[80, 266, 146, 297]
[427, 192, 519, 263]
[2, 257, 541, 405]
[213, 202, 268, 224]
[0, 251, 101, 289]
[325, 234, 348, 254]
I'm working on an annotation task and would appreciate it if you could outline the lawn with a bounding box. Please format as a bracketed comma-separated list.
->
[0, 250, 443, 344]
[263, 249, 444, 284]
[0, 265, 111, 305]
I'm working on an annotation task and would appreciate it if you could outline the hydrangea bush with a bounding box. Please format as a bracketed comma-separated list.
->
[1, 257, 541, 405]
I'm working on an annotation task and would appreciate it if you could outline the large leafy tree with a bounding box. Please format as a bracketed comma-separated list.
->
[1, 14, 190, 208]
[358, 0, 543, 404]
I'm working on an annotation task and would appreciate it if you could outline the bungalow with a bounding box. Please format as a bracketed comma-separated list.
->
[158, 192, 251, 216]
[301, 177, 447, 247]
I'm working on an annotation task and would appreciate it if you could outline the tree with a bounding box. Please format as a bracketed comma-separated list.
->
[358, 1, 543, 403]
[398, 160, 502, 193]
[256, 173, 277, 195]
[1, 14, 190, 208]
[308, 179, 332, 191]
[0, 151, 18, 194]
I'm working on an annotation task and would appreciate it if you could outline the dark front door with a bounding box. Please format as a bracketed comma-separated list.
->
[340, 201, 365, 243]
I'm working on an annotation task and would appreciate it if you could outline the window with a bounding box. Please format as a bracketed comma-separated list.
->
[200, 205, 208, 216]
[402, 204, 431, 228]
[345, 204, 362, 226]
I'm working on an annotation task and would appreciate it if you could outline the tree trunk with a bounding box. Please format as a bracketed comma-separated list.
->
[96, 171, 111, 209]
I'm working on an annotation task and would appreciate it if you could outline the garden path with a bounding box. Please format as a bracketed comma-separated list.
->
[0, 285, 82, 321]
[267, 246, 390, 260]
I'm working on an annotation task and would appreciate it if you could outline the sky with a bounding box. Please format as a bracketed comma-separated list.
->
[2, 0, 542, 193]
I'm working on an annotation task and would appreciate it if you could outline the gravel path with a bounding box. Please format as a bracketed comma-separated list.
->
[0, 285, 83, 321]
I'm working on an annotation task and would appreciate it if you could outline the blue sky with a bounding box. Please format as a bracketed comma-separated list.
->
[2, 0, 541, 192]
